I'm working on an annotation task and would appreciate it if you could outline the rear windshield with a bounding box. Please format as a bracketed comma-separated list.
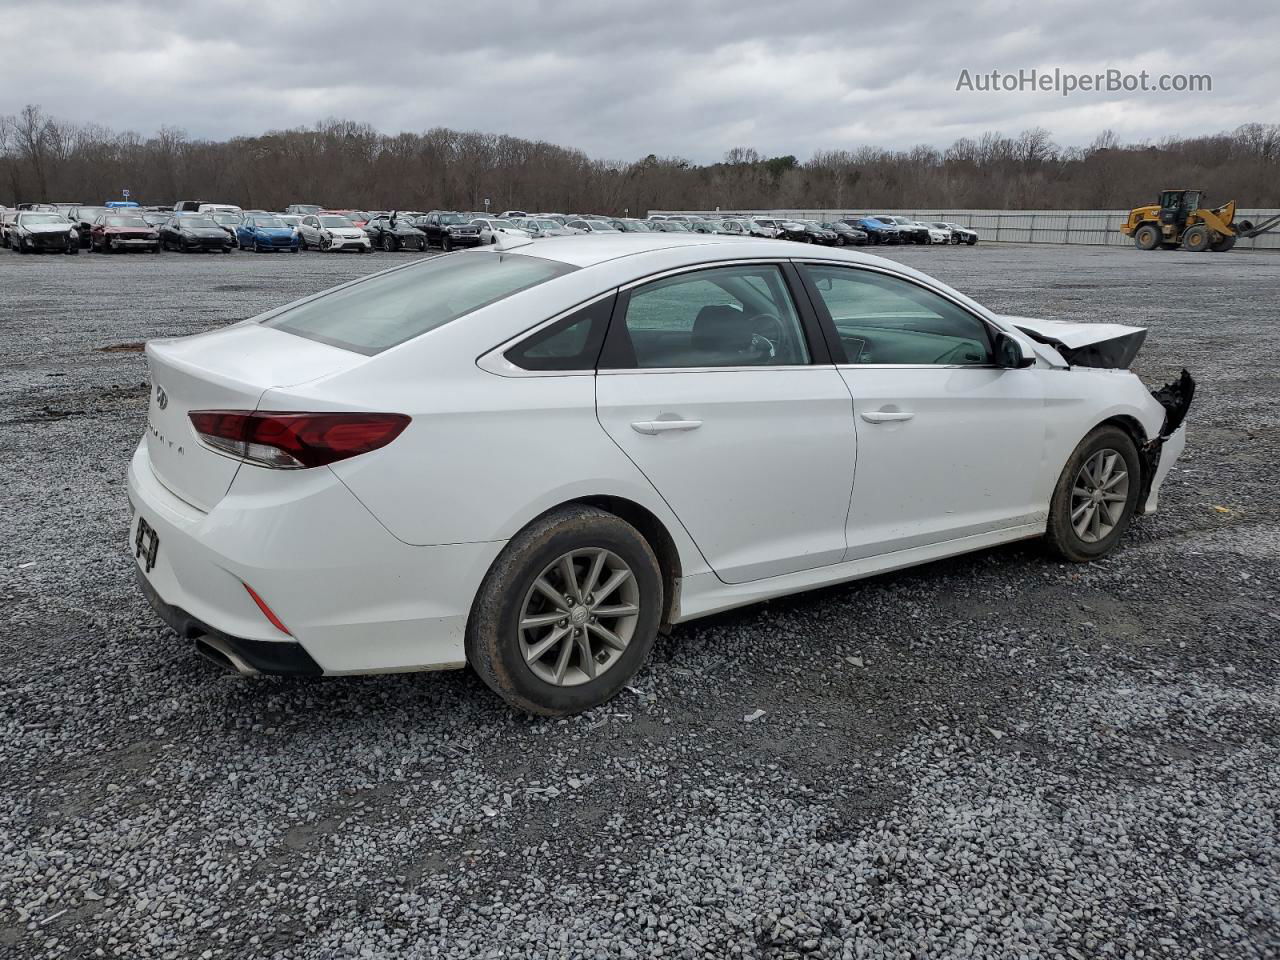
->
[262, 252, 577, 355]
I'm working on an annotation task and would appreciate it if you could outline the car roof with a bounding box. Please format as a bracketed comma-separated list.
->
[500, 232, 904, 270]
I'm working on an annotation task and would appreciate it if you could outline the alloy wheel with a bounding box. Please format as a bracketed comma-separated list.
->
[1070, 448, 1129, 543]
[517, 548, 640, 686]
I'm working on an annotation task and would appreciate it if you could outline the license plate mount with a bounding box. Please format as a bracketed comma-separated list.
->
[135, 516, 160, 573]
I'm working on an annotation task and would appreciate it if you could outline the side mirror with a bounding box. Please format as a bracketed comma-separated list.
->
[995, 332, 1035, 369]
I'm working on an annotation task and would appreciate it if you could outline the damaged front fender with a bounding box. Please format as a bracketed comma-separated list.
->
[1138, 369, 1196, 513]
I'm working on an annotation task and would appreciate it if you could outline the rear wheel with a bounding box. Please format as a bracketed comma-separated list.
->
[442, 235, 453, 251]
[382, 234, 397, 252]
[1182, 225, 1211, 252]
[1044, 425, 1141, 562]
[466, 505, 663, 716]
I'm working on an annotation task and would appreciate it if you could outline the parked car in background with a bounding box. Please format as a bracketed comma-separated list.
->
[688, 220, 720, 234]
[822, 221, 868, 246]
[1, 209, 21, 247]
[606, 218, 653, 234]
[516, 217, 579, 238]
[10, 211, 79, 254]
[324, 210, 370, 228]
[498, 210, 529, 219]
[918, 221, 951, 244]
[198, 203, 243, 215]
[206, 211, 243, 247]
[236, 214, 301, 253]
[139, 211, 170, 228]
[277, 214, 303, 230]
[536, 214, 570, 225]
[938, 221, 979, 245]
[413, 212, 483, 250]
[850, 217, 902, 245]
[565, 218, 621, 234]
[298, 213, 371, 252]
[364, 214, 428, 252]
[793, 220, 839, 245]
[645, 219, 692, 233]
[884, 216, 930, 244]
[67, 205, 111, 247]
[90, 212, 160, 253]
[285, 204, 322, 216]
[472, 218, 533, 244]
[158, 215, 234, 253]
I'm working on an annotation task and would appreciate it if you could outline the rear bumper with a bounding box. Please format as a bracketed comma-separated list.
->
[126, 440, 505, 675]
[135, 569, 322, 675]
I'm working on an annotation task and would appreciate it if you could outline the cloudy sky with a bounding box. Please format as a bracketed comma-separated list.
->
[2, 0, 1275, 162]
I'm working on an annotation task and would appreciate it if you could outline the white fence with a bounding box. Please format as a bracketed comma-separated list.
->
[646, 208, 1280, 250]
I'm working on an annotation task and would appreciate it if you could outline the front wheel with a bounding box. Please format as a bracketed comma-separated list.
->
[1044, 425, 1141, 562]
[466, 505, 663, 716]
[382, 234, 397, 252]
[442, 235, 453, 252]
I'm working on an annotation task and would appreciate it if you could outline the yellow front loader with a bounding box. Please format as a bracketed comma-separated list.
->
[1122, 189, 1280, 252]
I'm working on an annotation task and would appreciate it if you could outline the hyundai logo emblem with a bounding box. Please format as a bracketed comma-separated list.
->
[155, 384, 168, 410]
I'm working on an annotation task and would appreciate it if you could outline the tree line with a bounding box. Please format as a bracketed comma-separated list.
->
[2, 105, 1277, 214]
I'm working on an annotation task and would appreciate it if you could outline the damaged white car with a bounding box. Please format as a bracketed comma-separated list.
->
[127, 234, 1192, 715]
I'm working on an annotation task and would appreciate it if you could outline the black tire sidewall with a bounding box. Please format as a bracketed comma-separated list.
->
[468, 508, 662, 716]
[1047, 426, 1142, 562]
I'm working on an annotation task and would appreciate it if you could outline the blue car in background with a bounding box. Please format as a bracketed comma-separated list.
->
[235, 214, 299, 253]
[846, 216, 901, 245]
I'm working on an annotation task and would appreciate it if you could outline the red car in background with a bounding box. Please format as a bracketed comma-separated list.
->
[320, 209, 370, 228]
[90, 212, 160, 253]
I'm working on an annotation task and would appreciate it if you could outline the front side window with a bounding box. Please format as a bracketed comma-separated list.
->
[802, 265, 992, 366]
[262, 252, 576, 355]
[611, 264, 810, 369]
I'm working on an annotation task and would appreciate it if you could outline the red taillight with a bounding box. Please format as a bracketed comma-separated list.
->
[243, 582, 292, 635]
[188, 411, 410, 469]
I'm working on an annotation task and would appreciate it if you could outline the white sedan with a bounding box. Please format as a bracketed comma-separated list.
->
[127, 234, 1193, 715]
[297, 214, 372, 252]
[471, 218, 532, 245]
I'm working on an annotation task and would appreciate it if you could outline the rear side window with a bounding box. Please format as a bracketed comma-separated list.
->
[262, 253, 576, 355]
[505, 294, 615, 371]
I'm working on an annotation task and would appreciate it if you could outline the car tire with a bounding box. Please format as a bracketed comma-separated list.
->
[416, 236, 426, 251]
[442, 235, 453, 252]
[466, 504, 663, 717]
[67, 239, 79, 255]
[1044, 425, 1142, 563]
[382, 234, 396, 252]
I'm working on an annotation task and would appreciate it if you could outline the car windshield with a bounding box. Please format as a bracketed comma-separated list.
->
[21, 214, 65, 224]
[932, 222, 950, 229]
[78, 207, 108, 219]
[535, 220, 561, 230]
[263, 252, 577, 355]
[182, 218, 218, 229]
[213, 214, 239, 224]
[278, 216, 301, 225]
[291, 205, 320, 214]
[491, 219, 517, 228]
[319, 216, 353, 227]
[106, 217, 148, 227]
[438, 214, 465, 224]
[253, 217, 286, 228]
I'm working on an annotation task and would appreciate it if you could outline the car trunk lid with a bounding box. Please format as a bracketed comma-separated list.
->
[144, 323, 363, 511]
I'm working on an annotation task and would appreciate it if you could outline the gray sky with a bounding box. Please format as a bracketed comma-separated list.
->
[2, 0, 1275, 162]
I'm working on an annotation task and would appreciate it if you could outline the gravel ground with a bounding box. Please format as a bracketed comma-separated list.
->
[1, 243, 1277, 960]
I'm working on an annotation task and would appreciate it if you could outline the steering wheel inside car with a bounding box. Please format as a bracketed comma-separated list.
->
[745, 313, 783, 361]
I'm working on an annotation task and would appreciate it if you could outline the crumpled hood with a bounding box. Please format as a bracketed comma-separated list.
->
[1001, 316, 1148, 369]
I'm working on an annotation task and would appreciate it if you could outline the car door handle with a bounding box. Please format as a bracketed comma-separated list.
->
[861, 410, 915, 423]
[631, 419, 703, 435]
